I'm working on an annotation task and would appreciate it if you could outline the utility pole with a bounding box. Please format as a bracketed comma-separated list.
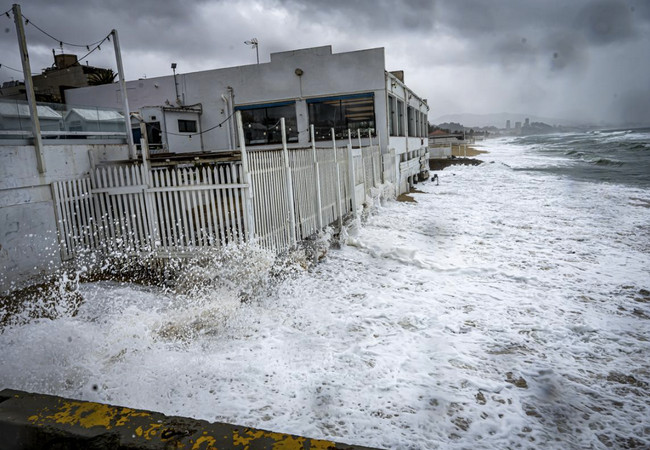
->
[111, 29, 136, 159]
[12, 3, 45, 173]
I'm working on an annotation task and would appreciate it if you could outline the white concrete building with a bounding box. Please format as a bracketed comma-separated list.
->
[66, 45, 429, 176]
[134, 105, 203, 153]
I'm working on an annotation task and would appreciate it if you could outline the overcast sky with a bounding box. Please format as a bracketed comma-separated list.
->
[1, 0, 649, 126]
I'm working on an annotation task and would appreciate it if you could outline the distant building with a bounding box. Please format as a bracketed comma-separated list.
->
[515, 121, 522, 129]
[506, 120, 511, 129]
[428, 129, 463, 145]
[0, 53, 115, 103]
[0, 80, 26, 100]
[524, 118, 530, 127]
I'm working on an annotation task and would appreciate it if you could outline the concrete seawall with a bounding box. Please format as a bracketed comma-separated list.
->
[0, 389, 379, 449]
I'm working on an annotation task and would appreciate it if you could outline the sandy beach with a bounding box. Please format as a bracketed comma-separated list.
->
[450, 143, 488, 157]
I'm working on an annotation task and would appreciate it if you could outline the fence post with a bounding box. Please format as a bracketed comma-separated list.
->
[347, 129, 358, 218]
[332, 128, 343, 228]
[139, 121, 159, 250]
[311, 125, 323, 231]
[236, 111, 256, 241]
[377, 127, 385, 184]
[368, 128, 377, 188]
[281, 118, 297, 246]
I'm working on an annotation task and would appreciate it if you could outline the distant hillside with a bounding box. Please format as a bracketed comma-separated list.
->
[432, 112, 580, 128]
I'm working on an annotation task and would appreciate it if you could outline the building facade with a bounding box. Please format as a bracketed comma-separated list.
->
[65, 46, 429, 168]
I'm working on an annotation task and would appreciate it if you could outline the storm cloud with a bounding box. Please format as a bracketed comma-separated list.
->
[1, 0, 648, 125]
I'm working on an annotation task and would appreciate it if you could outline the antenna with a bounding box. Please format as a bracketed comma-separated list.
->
[244, 38, 259, 64]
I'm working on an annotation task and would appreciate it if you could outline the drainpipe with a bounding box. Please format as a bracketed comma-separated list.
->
[227, 86, 236, 150]
[221, 93, 233, 150]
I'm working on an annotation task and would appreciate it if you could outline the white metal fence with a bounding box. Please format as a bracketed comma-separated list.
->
[51, 114, 388, 259]
[52, 162, 251, 259]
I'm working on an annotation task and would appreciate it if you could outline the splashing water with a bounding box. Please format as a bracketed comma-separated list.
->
[1, 134, 649, 449]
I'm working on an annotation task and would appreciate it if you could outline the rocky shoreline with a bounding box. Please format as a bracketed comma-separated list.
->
[429, 156, 483, 171]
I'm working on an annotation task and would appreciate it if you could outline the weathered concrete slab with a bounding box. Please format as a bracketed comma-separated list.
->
[0, 389, 380, 449]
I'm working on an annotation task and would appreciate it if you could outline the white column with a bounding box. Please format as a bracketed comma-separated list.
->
[112, 29, 136, 159]
[281, 118, 296, 246]
[12, 4, 45, 173]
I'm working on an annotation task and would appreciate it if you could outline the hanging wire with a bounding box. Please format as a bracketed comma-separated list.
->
[0, 63, 24, 73]
[20, 13, 107, 48]
[135, 110, 237, 139]
[0, 63, 39, 76]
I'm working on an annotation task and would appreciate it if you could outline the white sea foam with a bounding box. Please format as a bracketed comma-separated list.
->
[1, 137, 649, 448]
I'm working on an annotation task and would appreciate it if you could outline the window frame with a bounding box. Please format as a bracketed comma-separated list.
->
[177, 119, 197, 133]
[307, 92, 376, 141]
[396, 99, 404, 136]
[235, 101, 298, 146]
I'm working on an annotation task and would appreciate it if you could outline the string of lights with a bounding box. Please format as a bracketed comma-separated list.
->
[20, 13, 108, 49]
[2, 8, 112, 73]
[76, 34, 112, 64]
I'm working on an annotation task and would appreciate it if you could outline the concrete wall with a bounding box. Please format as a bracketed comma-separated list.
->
[0, 143, 129, 293]
[66, 46, 408, 154]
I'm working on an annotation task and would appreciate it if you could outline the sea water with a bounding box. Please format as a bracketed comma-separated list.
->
[1, 130, 649, 449]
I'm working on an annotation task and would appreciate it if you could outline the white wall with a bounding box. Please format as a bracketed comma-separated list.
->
[66, 46, 390, 152]
[0, 143, 128, 293]
[384, 72, 429, 157]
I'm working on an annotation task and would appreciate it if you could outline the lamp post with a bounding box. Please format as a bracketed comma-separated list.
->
[171, 62, 179, 103]
[244, 38, 259, 64]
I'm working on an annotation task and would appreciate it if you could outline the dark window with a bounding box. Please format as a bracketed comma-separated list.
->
[146, 121, 162, 148]
[308, 93, 375, 141]
[389, 96, 397, 136]
[407, 107, 416, 137]
[178, 119, 197, 133]
[422, 111, 428, 136]
[237, 102, 297, 145]
[396, 99, 404, 136]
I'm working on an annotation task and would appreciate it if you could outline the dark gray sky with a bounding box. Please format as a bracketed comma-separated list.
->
[2, 0, 649, 125]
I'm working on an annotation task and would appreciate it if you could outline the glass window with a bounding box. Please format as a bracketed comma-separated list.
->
[396, 99, 404, 136]
[389, 96, 397, 136]
[308, 93, 375, 141]
[178, 119, 197, 133]
[237, 102, 297, 145]
[407, 106, 415, 137]
[146, 121, 162, 147]
[422, 113, 429, 137]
